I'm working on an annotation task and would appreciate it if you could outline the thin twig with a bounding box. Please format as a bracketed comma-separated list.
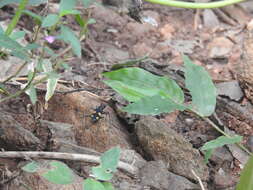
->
[1, 61, 27, 84]
[0, 151, 138, 177]
[191, 169, 206, 190]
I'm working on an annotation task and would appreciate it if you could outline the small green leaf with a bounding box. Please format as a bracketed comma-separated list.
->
[42, 161, 74, 185]
[83, 178, 106, 190]
[100, 147, 120, 172]
[75, 14, 85, 27]
[59, 0, 77, 14]
[45, 74, 58, 102]
[102, 182, 115, 190]
[201, 135, 242, 150]
[236, 155, 253, 190]
[42, 14, 59, 28]
[60, 26, 81, 57]
[26, 84, 37, 104]
[92, 166, 113, 181]
[60, 10, 81, 17]
[22, 161, 40, 173]
[203, 149, 213, 164]
[123, 94, 186, 115]
[0, 33, 29, 60]
[184, 55, 217, 116]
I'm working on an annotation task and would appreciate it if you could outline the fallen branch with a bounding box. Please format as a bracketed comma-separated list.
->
[0, 151, 138, 177]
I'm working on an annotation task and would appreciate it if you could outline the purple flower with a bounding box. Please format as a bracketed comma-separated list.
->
[44, 36, 56, 43]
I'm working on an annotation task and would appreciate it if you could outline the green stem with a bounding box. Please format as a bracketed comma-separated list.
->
[144, 0, 246, 9]
[5, 0, 29, 36]
[203, 117, 252, 156]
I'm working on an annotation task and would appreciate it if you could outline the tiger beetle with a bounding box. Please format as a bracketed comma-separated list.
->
[89, 104, 107, 123]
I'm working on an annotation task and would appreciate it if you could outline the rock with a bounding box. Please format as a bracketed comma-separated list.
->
[135, 117, 209, 181]
[246, 135, 253, 152]
[213, 168, 237, 189]
[120, 149, 146, 169]
[210, 147, 233, 166]
[0, 111, 41, 150]
[216, 81, 244, 102]
[6, 160, 83, 190]
[140, 161, 200, 190]
[159, 24, 175, 40]
[203, 9, 220, 28]
[207, 37, 234, 58]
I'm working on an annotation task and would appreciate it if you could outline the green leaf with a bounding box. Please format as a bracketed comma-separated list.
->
[26, 84, 37, 104]
[92, 166, 113, 181]
[60, 10, 81, 17]
[10, 30, 26, 40]
[83, 178, 106, 190]
[75, 14, 85, 27]
[22, 161, 40, 173]
[184, 55, 216, 116]
[102, 182, 115, 190]
[103, 67, 184, 103]
[81, 0, 92, 8]
[41, 14, 59, 28]
[42, 161, 74, 185]
[60, 26, 81, 57]
[100, 146, 120, 172]
[0, 33, 29, 60]
[92, 147, 120, 181]
[203, 149, 213, 164]
[123, 94, 186, 115]
[236, 155, 253, 190]
[42, 59, 59, 101]
[201, 135, 242, 150]
[59, 0, 77, 14]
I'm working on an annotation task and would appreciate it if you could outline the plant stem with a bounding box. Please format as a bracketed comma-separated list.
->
[144, 0, 246, 9]
[5, 0, 29, 36]
[203, 117, 252, 156]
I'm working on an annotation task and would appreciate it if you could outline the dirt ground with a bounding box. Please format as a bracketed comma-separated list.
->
[1, 1, 253, 190]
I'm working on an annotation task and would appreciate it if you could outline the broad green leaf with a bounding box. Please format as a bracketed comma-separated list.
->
[42, 161, 74, 185]
[100, 147, 120, 172]
[0, 33, 29, 60]
[60, 26, 81, 57]
[103, 67, 184, 103]
[123, 94, 186, 115]
[59, 0, 77, 14]
[25, 43, 40, 51]
[184, 55, 216, 116]
[201, 135, 242, 150]
[236, 155, 253, 190]
[104, 80, 160, 102]
[41, 14, 59, 28]
[102, 182, 115, 190]
[81, 0, 92, 8]
[83, 178, 106, 190]
[92, 166, 113, 181]
[0, 0, 47, 8]
[10, 30, 25, 40]
[22, 161, 40, 173]
[26, 84, 37, 104]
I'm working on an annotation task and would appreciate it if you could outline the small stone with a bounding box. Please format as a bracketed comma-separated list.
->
[207, 37, 234, 58]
